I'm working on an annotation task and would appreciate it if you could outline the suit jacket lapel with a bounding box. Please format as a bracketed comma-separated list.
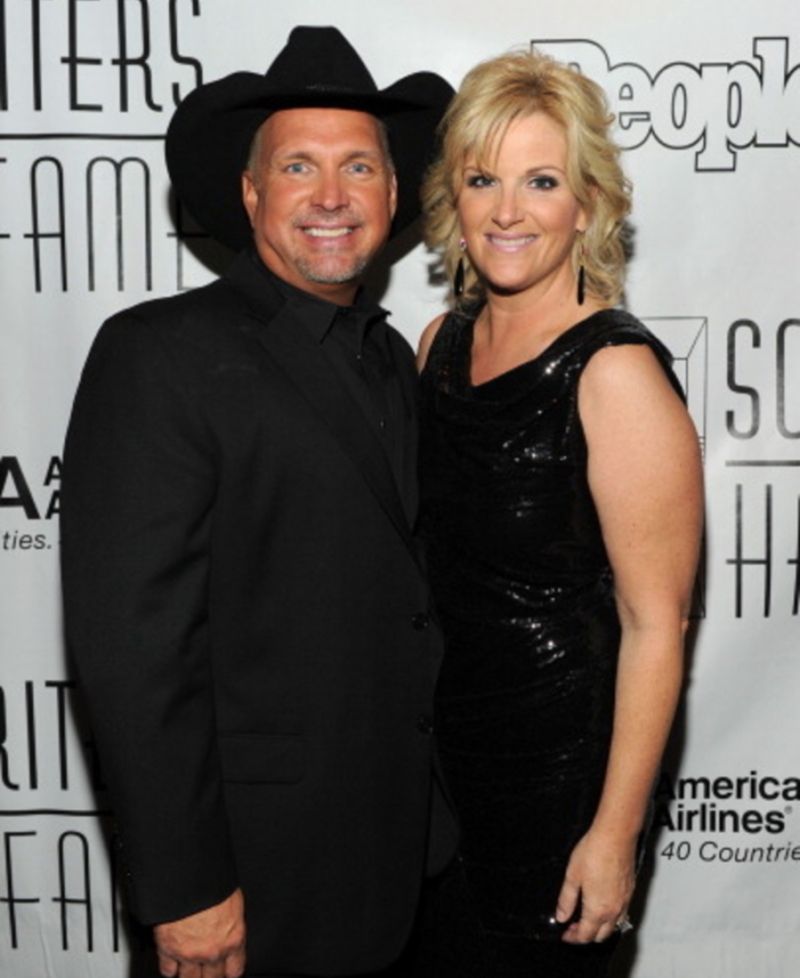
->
[226, 252, 421, 567]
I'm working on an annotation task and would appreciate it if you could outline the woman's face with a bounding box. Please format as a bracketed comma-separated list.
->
[457, 111, 587, 300]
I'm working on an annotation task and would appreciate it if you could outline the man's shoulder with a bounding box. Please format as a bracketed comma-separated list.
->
[383, 319, 415, 364]
[104, 276, 242, 336]
[78, 275, 268, 394]
[95, 273, 267, 364]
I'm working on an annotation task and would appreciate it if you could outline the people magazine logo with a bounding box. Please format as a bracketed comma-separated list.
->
[533, 37, 799, 170]
[654, 771, 800, 866]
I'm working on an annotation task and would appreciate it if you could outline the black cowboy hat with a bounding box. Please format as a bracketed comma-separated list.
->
[165, 25, 453, 251]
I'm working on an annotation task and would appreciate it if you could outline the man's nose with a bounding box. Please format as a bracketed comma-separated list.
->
[310, 168, 349, 211]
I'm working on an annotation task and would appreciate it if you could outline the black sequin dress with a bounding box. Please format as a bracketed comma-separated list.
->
[419, 307, 677, 977]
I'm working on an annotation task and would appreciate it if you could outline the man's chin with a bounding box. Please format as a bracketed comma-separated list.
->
[297, 256, 370, 287]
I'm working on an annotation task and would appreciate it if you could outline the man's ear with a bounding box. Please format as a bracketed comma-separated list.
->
[389, 171, 399, 220]
[242, 171, 258, 226]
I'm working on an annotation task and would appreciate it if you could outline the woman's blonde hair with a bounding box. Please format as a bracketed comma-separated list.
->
[422, 48, 631, 305]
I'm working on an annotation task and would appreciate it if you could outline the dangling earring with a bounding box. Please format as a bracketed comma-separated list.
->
[454, 238, 467, 298]
[576, 237, 586, 306]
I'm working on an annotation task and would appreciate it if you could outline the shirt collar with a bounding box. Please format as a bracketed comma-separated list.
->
[252, 251, 389, 351]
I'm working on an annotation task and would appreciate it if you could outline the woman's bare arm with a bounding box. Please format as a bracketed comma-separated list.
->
[556, 343, 704, 945]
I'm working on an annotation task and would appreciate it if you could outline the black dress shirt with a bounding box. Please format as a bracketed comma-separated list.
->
[264, 258, 417, 522]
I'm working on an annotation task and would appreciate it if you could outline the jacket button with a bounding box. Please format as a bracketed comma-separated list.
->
[411, 612, 430, 631]
[417, 714, 434, 734]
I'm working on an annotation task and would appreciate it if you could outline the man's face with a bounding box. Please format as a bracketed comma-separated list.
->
[242, 107, 398, 304]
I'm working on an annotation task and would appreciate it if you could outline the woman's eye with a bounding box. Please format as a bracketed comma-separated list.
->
[530, 175, 558, 189]
[465, 173, 493, 188]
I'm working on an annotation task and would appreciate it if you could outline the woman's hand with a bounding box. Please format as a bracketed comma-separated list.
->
[554, 830, 636, 944]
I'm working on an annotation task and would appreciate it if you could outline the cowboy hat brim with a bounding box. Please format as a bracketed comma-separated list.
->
[165, 28, 453, 252]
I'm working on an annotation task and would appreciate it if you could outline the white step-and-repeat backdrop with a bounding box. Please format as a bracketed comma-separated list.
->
[1, 1, 797, 976]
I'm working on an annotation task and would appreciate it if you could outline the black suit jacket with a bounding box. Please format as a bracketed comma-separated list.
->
[61, 251, 455, 976]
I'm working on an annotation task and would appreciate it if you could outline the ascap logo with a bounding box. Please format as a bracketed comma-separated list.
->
[533, 38, 799, 170]
[655, 771, 799, 835]
[0, 457, 60, 553]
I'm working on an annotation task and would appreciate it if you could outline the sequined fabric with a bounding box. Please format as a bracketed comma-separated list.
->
[419, 307, 677, 976]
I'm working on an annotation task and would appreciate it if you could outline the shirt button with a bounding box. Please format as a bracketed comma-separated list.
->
[417, 714, 434, 734]
[411, 612, 429, 631]
[379, 418, 387, 429]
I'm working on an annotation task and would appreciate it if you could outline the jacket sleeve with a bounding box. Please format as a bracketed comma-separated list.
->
[61, 310, 239, 925]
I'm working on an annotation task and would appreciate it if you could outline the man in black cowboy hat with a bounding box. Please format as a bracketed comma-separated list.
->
[61, 26, 454, 978]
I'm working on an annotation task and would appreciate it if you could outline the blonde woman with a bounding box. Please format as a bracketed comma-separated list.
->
[418, 50, 703, 976]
